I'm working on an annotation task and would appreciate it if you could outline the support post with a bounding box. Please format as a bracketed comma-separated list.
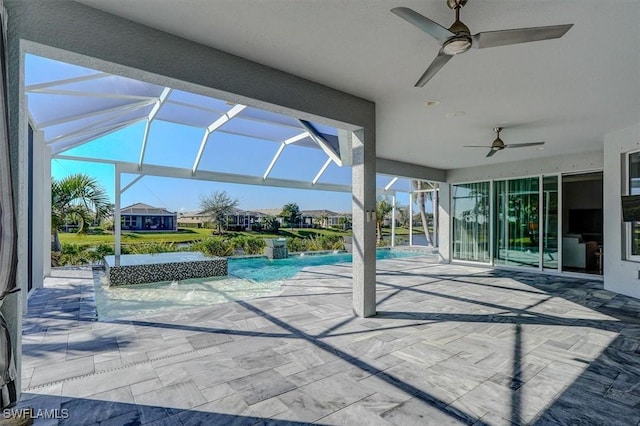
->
[114, 166, 121, 256]
[409, 194, 413, 246]
[391, 193, 396, 247]
[350, 129, 376, 318]
[31, 130, 45, 291]
[43, 145, 51, 277]
[433, 184, 439, 247]
[438, 184, 451, 263]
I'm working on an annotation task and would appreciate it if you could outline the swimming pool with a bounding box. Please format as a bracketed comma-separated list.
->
[95, 248, 428, 320]
[229, 248, 423, 282]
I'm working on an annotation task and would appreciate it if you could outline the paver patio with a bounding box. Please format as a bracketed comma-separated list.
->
[16, 256, 640, 425]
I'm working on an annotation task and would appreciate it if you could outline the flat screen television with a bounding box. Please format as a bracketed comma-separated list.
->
[622, 195, 640, 222]
[568, 208, 603, 234]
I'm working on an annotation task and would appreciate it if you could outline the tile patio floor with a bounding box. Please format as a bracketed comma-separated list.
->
[15, 256, 640, 425]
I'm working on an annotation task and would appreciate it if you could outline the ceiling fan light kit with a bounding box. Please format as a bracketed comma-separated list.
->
[392, 0, 573, 87]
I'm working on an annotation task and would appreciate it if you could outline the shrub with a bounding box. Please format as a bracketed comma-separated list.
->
[54, 243, 95, 266]
[287, 237, 309, 252]
[127, 242, 177, 254]
[191, 236, 234, 257]
[229, 235, 266, 255]
[317, 234, 344, 250]
[244, 236, 266, 255]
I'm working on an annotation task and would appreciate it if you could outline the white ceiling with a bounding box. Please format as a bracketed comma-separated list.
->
[77, 0, 640, 170]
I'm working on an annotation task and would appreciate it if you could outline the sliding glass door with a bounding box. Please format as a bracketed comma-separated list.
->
[542, 176, 559, 269]
[494, 177, 540, 268]
[452, 182, 490, 262]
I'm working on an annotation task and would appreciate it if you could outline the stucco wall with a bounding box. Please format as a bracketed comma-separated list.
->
[603, 124, 640, 299]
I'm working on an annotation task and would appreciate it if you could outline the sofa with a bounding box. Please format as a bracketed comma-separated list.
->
[562, 235, 597, 269]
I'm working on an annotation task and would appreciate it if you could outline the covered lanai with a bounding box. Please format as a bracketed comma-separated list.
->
[25, 53, 439, 307]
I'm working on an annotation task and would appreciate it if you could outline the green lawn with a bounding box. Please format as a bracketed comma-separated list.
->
[58, 225, 433, 247]
[58, 226, 354, 246]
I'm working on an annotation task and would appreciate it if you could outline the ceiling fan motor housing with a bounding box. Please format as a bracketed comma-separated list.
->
[447, 0, 468, 9]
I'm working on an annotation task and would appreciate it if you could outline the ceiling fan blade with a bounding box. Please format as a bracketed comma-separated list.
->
[391, 7, 454, 43]
[486, 149, 498, 158]
[464, 145, 490, 148]
[472, 24, 572, 49]
[506, 141, 545, 148]
[415, 50, 452, 87]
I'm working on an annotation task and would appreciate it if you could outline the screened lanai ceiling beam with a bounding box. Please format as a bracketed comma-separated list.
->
[191, 103, 246, 175]
[37, 98, 156, 129]
[312, 158, 332, 185]
[121, 174, 144, 193]
[47, 116, 145, 146]
[51, 119, 145, 155]
[265, 129, 336, 182]
[165, 99, 310, 133]
[45, 96, 155, 144]
[54, 154, 354, 193]
[384, 177, 398, 191]
[263, 143, 285, 180]
[284, 131, 309, 145]
[26, 88, 156, 102]
[138, 87, 172, 170]
[24, 72, 110, 91]
[298, 119, 342, 167]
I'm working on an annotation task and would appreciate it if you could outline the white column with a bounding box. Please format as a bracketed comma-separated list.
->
[438, 184, 451, 263]
[351, 129, 376, 317]
[114, 165, 121, 256]
[31, 130, 45, 290]
[43, 145, 52, 277]
[391, 193, 396, 247]
[433, 185, 439, 247]
[409, 194, 413, 246]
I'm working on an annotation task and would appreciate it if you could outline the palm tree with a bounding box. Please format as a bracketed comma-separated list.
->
[376, 197, 393, 244]
[51, 173, 111, 252]
[412, 180, 433, 246]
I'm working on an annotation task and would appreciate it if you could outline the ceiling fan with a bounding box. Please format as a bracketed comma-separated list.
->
[465, 127, 545, 158]
[391, 0, 573, 87]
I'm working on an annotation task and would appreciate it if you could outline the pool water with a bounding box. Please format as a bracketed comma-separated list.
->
[95, 249, 426, 320]
[229, 249, 422, 282]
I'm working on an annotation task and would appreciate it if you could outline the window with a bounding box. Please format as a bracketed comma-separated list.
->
[628, 152, 640, 256]
[452, 182, 490, 262]
[494, 177, 540, 268]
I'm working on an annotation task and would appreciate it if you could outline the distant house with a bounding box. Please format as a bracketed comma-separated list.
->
[301, 210, 352, 229]
[177, 211, 209, 228]
[178, 208, 265, 230]
[121, 203, 177, 231]
[228, 208, 265, 230]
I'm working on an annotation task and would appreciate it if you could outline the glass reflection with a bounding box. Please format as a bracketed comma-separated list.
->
[494, 178, 540, 268]
[452, 182, 490, 262]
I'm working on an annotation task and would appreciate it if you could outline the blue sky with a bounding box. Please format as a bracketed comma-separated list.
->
[33, 53, 418, 213]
